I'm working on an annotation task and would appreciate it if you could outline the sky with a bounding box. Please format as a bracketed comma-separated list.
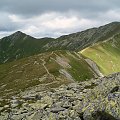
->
[0, 0, 120, 38]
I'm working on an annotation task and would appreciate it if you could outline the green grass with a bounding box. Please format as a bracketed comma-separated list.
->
[0, 32, 55, 64]
[0, 50, 96, 99]
[81, 34, 120, 75]
[65, 53, 94, 81]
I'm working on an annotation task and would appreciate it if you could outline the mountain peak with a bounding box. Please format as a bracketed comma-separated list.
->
[12, 31, 26, 36]
[15, 31, 23, 34]
[7, 31, 29, 41]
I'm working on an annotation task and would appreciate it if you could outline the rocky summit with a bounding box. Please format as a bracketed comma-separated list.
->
[0, 72, 120, 120]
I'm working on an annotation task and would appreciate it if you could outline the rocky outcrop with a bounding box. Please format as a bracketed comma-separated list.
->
[85, 58, 104, 77]
[0, 72, 120, 120]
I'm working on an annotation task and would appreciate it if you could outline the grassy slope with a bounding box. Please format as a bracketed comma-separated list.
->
[0, 32, 55, 64]
[80, 34, 120, 75]
[1, 22, 120, 65]
[0, 50, 95, 99]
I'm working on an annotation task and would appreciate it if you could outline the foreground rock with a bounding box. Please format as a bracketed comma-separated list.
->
[0, 72, 120, 120]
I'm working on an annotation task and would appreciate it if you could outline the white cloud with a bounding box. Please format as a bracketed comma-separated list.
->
[0, 9, 120, 38]
[9, 14, 22, 22]
[0, 12, 19, 31]
[6, 12, 101, 38]
[0, 31, 15, 38]
[102, 9, 120, 21]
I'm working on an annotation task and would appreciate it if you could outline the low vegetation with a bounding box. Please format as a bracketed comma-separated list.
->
[81, 33, 120, 75]
[0, 50, 96, 99]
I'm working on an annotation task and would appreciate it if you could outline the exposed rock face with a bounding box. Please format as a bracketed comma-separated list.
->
[84, 58, 104, 77]
[0, 72, 120, 120]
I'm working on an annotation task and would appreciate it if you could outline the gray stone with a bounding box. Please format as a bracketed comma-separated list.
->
[51, 107, 65, 113]
[0, 107, 3, 111]
[1, 72, 120, 120]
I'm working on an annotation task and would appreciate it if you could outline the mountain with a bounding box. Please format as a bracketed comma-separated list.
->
[81, 33, 120, 75]
[43, 22, 120, 51]
[0, 22, 120, 64]
[0, 50, 102, 99]
[0, 31, 54, 64]
[0, 21, 120, 98]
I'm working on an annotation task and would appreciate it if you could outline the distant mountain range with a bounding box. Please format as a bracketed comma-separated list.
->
[0, 22, 120, 64]
[0, 21, 120, 99]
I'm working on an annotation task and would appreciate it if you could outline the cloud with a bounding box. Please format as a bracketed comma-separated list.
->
[7, 12, 101, 38]
[0, 12, 21, 32]
[0, 0, 120, 17]
[0, 0, 120, 38]
[99, 9, 120, 21]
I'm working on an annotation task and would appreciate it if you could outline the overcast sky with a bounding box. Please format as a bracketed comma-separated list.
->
[0, 0, 120, 38]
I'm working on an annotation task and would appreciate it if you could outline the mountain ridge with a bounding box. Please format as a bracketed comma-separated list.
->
[0, 21, 120, 64]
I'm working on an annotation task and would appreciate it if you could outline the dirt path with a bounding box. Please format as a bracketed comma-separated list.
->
[41, 59, 50, 75]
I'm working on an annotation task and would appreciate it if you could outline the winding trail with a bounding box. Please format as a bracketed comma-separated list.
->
[41, 59, 50, 75]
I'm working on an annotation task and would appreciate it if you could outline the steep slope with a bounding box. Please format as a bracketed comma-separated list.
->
[81, 33, 120, 75]
[0, 31, 55, 64]
[0, 50, 99, 99]
[43, 22, 120, 51]
[0, 22, 120, 64]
